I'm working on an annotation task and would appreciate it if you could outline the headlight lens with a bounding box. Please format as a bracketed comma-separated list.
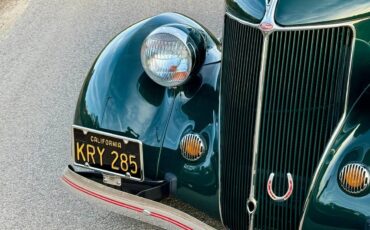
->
[141, 26, 195, 87]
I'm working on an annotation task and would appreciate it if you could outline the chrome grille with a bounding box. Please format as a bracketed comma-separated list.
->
[220, 15, 264, 229]
[220, 14, 354, 229]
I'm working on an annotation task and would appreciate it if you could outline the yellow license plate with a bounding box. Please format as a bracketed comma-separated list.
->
[72, 126, 143, 181]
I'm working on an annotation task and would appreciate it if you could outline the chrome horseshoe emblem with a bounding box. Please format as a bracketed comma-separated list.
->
[267, 173, 294, 201]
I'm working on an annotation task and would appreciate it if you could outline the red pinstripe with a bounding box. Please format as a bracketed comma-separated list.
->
[62, 176, 193, 230]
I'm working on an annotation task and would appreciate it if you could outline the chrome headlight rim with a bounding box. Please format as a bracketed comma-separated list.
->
[148, 25, 197, 61]
[140, 24, 204, 88]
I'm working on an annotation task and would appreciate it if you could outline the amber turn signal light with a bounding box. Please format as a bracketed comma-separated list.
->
[180, 134, 206, 161]
[339, 163, 370, 194]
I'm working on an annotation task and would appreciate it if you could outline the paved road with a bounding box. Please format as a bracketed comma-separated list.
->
[0, 1, 223, 229]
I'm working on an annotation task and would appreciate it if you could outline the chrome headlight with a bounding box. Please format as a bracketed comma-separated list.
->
[141, 25, 202, 87]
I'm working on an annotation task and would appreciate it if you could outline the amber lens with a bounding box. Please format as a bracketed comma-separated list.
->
[184, 140, 201, 156]
[345, 169, 366, 188]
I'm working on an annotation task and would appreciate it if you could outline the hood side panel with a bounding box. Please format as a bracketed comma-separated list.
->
[275, 0, 370, 26]
[226, 0, 266, 23]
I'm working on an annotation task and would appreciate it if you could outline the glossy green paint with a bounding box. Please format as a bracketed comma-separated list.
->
[74, 1, 370, 226]
[73, 12, 222, 218]
[226, 0, 370, 26]
[301, 19, 370, 229]
[158, 63, 221, 218]
[348, 19, 370, 110]
[275, 0, 370, 26]
[225, 0, 265, 23]
[224, 1, 370, 227]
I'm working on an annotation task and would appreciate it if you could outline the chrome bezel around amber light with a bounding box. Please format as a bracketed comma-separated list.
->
[338, 163, 370, 195]
[180, 133, 206, 161]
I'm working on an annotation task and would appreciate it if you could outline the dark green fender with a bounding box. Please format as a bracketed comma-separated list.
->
[73, 13, 222, 218]
[301, 19, 370, 229]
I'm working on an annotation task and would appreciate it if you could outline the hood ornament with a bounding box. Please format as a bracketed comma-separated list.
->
[267, 173, 294, 201]
[259, 0, 279, 34]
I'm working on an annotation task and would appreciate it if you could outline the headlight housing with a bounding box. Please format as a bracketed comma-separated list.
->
[141, 25, 204, 87]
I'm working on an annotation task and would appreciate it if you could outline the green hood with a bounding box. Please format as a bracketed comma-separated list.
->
[226, 0, 370, 26]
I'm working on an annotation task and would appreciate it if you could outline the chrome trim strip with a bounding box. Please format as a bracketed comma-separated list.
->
[225, 11, 365, 31]
[343, 25, 357, 114]
[71, 125, 145, 182]
[247, 33, 270, 230]
[218, 13, 226, 227]
[247, 1, 277, 228]
[298, 115, 346, 229]
[221, 7, 358, 230]
[217, 1, 228, 225]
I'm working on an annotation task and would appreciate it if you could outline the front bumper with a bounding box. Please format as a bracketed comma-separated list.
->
[61, 166, 215, 230]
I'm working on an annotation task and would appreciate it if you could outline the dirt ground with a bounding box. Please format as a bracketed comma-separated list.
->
[0, 0, 11, 11]
[0, 0, 28, 37]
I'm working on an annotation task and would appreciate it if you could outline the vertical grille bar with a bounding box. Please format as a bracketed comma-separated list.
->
[220, 15, 353, 229]
[254, 27, 353, 230]
[220, 16, 264, 230]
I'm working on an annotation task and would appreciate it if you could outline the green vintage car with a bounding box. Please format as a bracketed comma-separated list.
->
[62, 0, 370, 229]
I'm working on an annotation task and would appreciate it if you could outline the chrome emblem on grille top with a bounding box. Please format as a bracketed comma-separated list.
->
[259, 0, 279, 34]
[259, 22, 274, 32]
[267, 173, 294, 201]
